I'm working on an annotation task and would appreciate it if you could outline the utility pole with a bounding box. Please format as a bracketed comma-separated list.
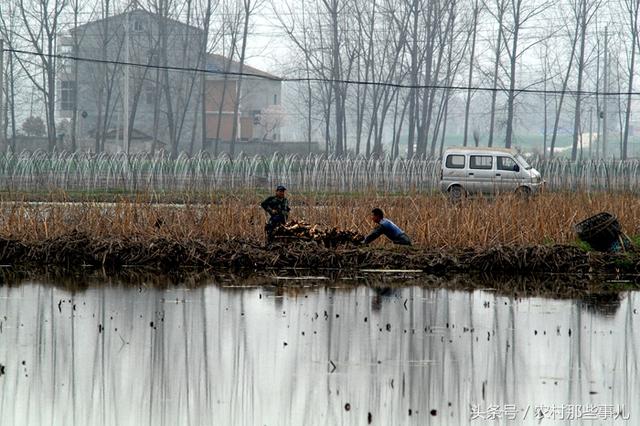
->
[0, 39, 4, 152]
[123, 11, 130, 154]
[589, 107, 593, 158]
[602, 26, 608, 158]
[543, 78, 548, 157]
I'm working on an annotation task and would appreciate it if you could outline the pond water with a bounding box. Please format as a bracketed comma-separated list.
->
[0, 278, 638, 425]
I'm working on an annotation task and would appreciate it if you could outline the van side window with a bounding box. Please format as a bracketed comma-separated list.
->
[497, 156, 517, 171]
[470, 155, 492, 170]
[445, 155, 465, 169]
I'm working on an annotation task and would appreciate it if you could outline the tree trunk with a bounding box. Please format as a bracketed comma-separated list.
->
[9, 50, 16, 152]
[571, 0, 588, 161]
[416, 3, 434, 157]
[230, 0, 253, 157]
[504, 2, 520, 149]
[463, 0, 479, 147]
[406, 0, 419, 157]
[488, 1, 505, 147]
[327, 1, 344, 156]
[622, 0, 639, 160]
[70, 1, 80, 152]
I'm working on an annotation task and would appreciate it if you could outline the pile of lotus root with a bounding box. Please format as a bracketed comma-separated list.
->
[272, 220, 364, 247]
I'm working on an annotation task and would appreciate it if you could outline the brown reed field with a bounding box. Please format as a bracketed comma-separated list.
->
[0, 191, 638, 249]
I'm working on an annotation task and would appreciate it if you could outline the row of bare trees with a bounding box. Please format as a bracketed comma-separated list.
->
[277, 0, 640, 160]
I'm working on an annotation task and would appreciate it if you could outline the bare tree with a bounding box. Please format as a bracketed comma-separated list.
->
[414, 0, 435, 157]
[428, 0, 461, 156]
[462, 0, 481, 147]
[275, 0, 351, 155]
[437, 0, 466, 156]
[0, 1, 24, 151]
[502, 0, 549, 148]
[548, 14, 580, 159]
[67, 0, 83, 151]
[405, 0, 421, 157]
[194, 0, 219, 155]
[322, 0, 347, 155]
[621, 0, 640, 160]
[571, 0, 601, 161]
[89, 0, 124, 154]
[352, 0, 375, 156]
[210, 0, 242, 155]
[485, 0, 506, 147]
[229, 0, 262, 156]
[364, 0, 411, 157]
[14, 0, 67, 151]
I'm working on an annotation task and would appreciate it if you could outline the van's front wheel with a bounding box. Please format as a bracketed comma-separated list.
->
[515, 186, 531, 199]
[448, 185, 466, 202]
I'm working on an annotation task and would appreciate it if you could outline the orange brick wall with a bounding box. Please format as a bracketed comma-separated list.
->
[205, 80, 237, 112]
[206, 114, 254, 141]
[206, 115, 234, 141]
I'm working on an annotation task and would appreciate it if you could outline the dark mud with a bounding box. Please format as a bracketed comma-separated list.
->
[0, 266, 636, 301]
[0, 232, 639, 297]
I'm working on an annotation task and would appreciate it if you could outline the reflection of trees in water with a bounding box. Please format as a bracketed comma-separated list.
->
[0, 268, 628, 302]
[579, 293, 622, 317]
[1, 285, 639, 425]
[0, 268, 213, 292]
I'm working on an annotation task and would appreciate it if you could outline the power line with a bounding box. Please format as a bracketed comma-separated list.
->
[4, 47, 640, 97]
[7, 47, 282, 80]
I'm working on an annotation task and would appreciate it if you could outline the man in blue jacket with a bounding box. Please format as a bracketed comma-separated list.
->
[363, 208, 412, 246]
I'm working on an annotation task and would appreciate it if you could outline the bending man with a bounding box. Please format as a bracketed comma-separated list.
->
[362, 208, 412, 246]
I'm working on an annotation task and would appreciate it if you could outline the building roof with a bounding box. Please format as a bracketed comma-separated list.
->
[206, 54, 280, 81]
[73, 8, 204, 34]
[88, 127, 153, 140]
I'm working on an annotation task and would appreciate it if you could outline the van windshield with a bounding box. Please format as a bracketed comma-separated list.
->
[516, 154, 532, 170]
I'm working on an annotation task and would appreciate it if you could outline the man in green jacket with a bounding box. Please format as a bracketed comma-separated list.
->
[261, 185, 290, 243]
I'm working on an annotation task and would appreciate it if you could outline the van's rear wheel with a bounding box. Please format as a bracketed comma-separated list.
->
[448, 185, 465, 202]
[515, 186, 531, 199]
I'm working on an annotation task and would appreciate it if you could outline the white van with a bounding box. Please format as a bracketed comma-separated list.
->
[440, 147, 543, 200]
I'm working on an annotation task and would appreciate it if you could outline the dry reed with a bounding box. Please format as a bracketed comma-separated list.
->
[0, 192, 638, 248]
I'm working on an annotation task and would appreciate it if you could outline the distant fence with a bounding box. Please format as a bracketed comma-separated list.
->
[0, 150, 639, 193]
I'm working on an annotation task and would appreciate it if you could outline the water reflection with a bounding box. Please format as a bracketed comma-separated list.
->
[1, 281, 639, 425]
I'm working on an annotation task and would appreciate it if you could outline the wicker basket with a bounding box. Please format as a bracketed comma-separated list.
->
[574, 212, 622, 251]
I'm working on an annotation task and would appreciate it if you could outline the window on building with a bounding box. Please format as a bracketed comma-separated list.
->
[58, 44, 74, 73]
[273, 94, 278, 105]
[59, 44, 73, 56]
[133, 20, 144, 32]
[60, 81, 76, 111]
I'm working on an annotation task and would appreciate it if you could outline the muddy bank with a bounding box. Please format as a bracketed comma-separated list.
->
[0, 262, 636, 300]
[0, 231, 638, 277]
